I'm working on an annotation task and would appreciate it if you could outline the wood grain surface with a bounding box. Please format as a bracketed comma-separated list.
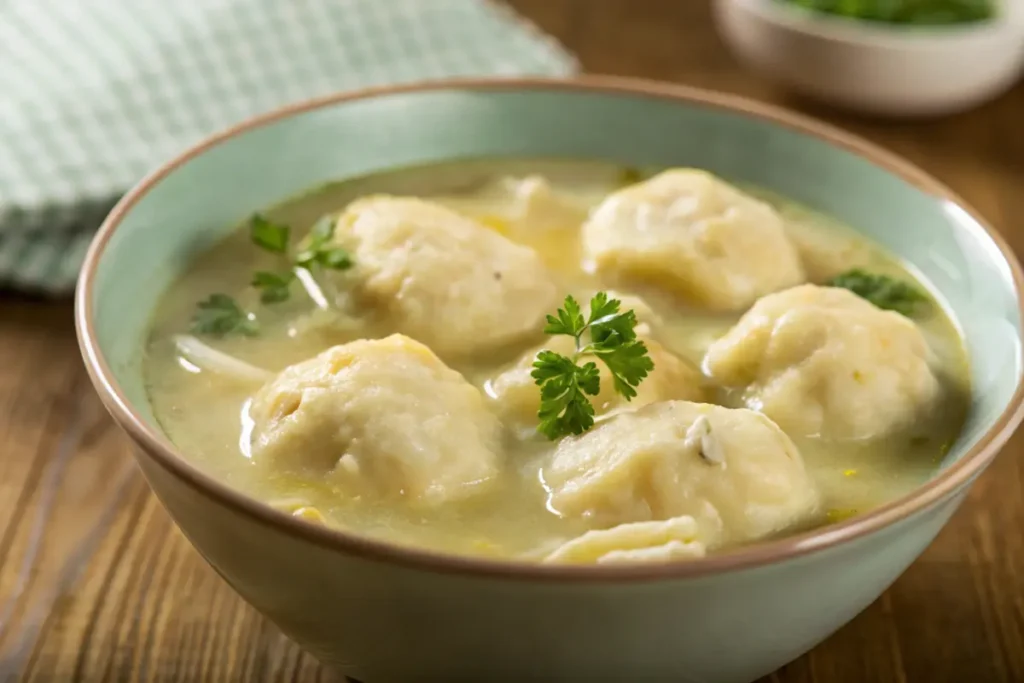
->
[2, 2, 1023, 681]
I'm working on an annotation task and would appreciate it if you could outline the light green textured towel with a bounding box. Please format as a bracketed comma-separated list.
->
[0, 0, 576, 294]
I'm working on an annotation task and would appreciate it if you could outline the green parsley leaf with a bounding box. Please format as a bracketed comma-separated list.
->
[251, 270, 295, 304]
[190, 294, 258, 337]
[586, 291, 618, 323]
[187, 213, 355, 339]
[532, 293, 654, 440]
[249, 214, 290, 253]
[532, 352, 600, 439]
[317, 247, 355, 271]
[296, 245, 355, 271]
[532, 351, 601, 392]
[590, 309, 639, 347]
[827, 269, 928, 316]
[589, 339, 654, 400]
[309, 214, 336, 242]
[543, 294, 585, 337]
[295, 214, 354, 271]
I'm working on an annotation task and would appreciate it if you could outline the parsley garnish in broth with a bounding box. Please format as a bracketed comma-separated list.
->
[189, 294, 258, 337]
[295, 215, 354, 272]
[249, 214, 290, 253]
[827, 269, 928, 316]
[250, 270, 296, 304]
[190, 212, 355, 335]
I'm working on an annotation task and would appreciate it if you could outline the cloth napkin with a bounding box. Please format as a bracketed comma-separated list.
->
[0, 0, 577, 294]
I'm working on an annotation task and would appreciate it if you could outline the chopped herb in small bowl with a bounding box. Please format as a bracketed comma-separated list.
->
[776, 0, 997, 26]
[717, 0, 1019, 116]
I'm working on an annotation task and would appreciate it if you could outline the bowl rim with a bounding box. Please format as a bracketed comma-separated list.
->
[724, 0, 1020, 48]
[76, 75, 1024, 582]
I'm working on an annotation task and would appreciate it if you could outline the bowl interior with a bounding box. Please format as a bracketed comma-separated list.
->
[85, 82, 1022, 477]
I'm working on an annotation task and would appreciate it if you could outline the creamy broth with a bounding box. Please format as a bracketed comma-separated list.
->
[144, 159, 970, 561]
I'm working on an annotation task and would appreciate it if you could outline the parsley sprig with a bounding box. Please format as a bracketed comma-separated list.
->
[295, 215, 354, 271]
[190, 213, 355, 338]
[249, 214, 290, 253]
[531, 293, 655, 440]
[250, 271, 295, 304]
[248, 214, 353, 305]
[827, 269, 927, 317]
[190, 294, 259, 337]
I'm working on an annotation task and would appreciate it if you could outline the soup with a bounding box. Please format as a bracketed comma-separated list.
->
[144, 159, 969, 564]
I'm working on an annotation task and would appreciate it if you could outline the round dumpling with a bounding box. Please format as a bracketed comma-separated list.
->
[702, 284, 941, 440]
[486, 336, 705, 434]
[327, 195, 558, 356]
[497, 175, 589, 232]
[581, 169, 805, 310]
[542, 401, 820, 546]
[248, 334, 501, 506]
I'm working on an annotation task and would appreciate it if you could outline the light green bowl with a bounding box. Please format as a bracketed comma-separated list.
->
[76, 77, 1024, 683]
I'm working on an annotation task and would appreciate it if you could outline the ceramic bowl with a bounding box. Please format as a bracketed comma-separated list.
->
[76, 77, 1024, 683]
[714, 0, 1024, 117]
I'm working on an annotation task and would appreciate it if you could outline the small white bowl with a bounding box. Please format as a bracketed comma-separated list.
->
[714, 0, 1024, 117]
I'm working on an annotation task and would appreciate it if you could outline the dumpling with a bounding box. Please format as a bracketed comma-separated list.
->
[325, 195, 558, 356]
[702, 284, 941, 440]
[598, 289, 663, 336]
[501, 175, 589, 232]
[439, 175, 591, 233]
[544, 516, 711, 565]
[581, 169, 805, 310]
[486, 335, 705, 434]
[542, 401, 819, 546]
[248, 334, 501, 506]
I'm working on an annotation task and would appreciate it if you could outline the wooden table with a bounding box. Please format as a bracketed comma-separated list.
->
[3, 2, 1023, 681]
